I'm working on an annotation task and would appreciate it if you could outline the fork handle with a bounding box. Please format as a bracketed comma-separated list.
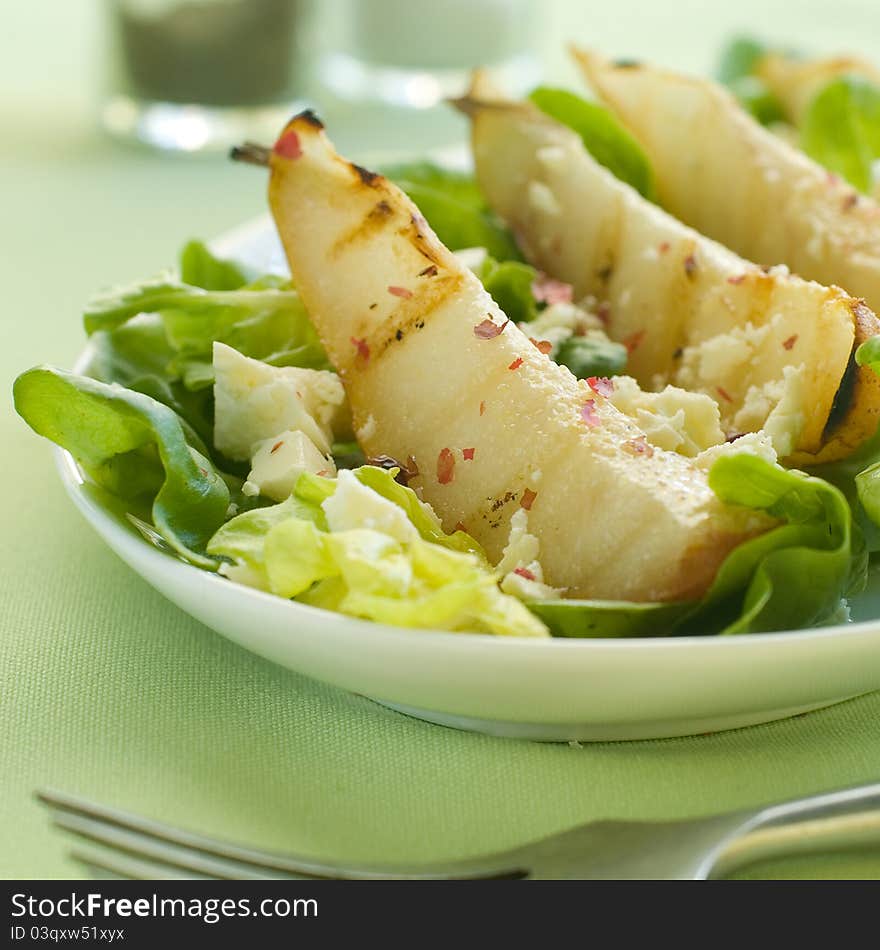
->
[710, 783, 880, 878]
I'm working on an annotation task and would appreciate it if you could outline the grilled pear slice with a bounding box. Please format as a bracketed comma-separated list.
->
[755, 51, 880, 125]
[460, 81, 880, 465]
[574, 49, 880, 313]
[265, 112, 768, 602]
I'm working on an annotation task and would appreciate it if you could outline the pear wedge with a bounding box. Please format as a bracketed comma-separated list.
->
[755, 52, 880, 125]
[265, 112, 769, 602]
[460, 81, 880, 465]
[574, 50, 880, 311]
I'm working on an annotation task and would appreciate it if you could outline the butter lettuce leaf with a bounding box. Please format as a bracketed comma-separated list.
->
[209, 466, 547, 637]
[801, 76, 880, 194]
[528, 86, 655, 199]
[474, 258, 541, 324]
[179, 240, 248, 291]
[84, 276, 330, 391]
[530, 456, 860, 637]
[14, 367, 230, 567]
[553, 335, 628, 380]
[716, 37, 786, 125]
[383, 162, 524, 261]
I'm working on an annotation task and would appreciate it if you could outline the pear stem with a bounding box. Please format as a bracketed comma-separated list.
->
[229, 142, 271, 167]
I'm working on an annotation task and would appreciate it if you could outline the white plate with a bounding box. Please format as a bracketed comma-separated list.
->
[56, 217, 880, 742]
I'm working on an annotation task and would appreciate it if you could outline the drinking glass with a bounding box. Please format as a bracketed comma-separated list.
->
[103, 0, 313, 152]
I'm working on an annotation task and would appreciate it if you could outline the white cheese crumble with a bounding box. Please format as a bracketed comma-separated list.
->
[321, 469, 419, 544]
[520, 300, 612, 352]
[245, 429, 336, 502]
[733, 365, 806, 458]
[609, 376, 725, 456]
[213, 342, 347, 460]
[497, 509, 561, 601]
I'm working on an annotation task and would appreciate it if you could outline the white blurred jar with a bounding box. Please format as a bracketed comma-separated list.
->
[318, 0, 540, 107]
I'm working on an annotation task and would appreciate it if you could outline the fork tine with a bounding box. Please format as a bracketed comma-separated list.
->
[37, 788, 525, 880]
[70, 846, 209, 881]
[49, 811, 301, 880]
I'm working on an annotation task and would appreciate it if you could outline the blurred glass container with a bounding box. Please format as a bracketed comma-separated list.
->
[318, 0, 540, 108]
[103, 0, 312, 152]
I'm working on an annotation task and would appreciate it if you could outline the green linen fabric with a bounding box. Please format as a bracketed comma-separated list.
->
[2, 1, 879, 880]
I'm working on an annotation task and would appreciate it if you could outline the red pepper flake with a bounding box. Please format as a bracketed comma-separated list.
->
[437, 448, 455, 485]
[520, 488, 537, 511]
[388, 285, 413, 299]
[462, 447, 476, 461]
[316, 470, 332, 477]
[529, 337, 553, 355]
[581, 399, 601, 427]
[727, 274, 747, 285]
[716, 386, 733, 403]
[273, 129, 302, 159]
[418, 264, 438, 277]
[658, 241, 670, 254]
[474, 317, 508, 339]
[479, 400, 486, 416]
[622, 436, 654, 458]
[531, 275, 573, 305]
[508, 357, 524, 371]
[454, 521, 468, 533]
[782, 334, 798, 351]
[684, 253, 698, 278]
[513, 566, 536, 581]
[587, 376, 614, 397]
[842, 193, 859, 211]
[596, 301, 612, 325]
[623, 329, 645, 354]
[351, 336, 370, 361]
[270, 441, 284, 454]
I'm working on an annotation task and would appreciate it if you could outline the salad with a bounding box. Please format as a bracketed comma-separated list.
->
[13, 40, 880, 640]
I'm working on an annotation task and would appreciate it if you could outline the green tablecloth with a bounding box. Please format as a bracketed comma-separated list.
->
[3, 1, 879, 880]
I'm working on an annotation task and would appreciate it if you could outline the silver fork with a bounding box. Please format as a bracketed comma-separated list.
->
[37, 784, 880, 880]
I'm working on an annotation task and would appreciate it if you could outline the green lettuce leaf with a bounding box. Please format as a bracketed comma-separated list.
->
[474, 258, 540, 324]
[528, 87, 655, 199]
[718, 36, 769, 84]
[209, 466, 547, 637]
[179, 240, 248, 291]
[529, 455, 860, 638]
[824, 337, 880, 544]
[84, 277, 330, 390]
[717, 37, 786, 125]
[14, 367, 229, 568]
[727, 75, 787, 125]
[83, 313, 216, 454]
[383, 162, 524, 261]
[207, 494, 326, 588]
[553, 335, 628, 380]
[801, 76, 880, 194]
